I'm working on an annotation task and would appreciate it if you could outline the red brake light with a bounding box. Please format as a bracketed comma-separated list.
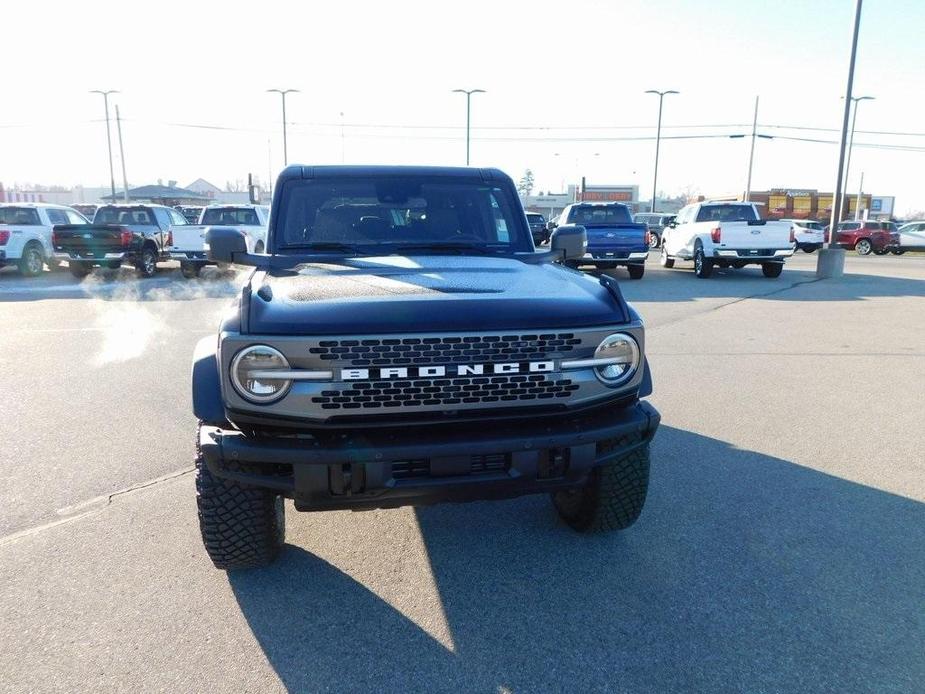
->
[0, 230, 10, 246]
[710, 226, 721, 244]
[645, 230, 651, 246]
[120, 228, 133, 247]
[789, 226, 796, 243]
[167, 231, 173, 247]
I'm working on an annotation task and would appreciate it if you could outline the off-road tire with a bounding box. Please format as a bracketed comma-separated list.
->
[855, 238, 872, 256]
[627, 264, 645, 280]
[694, 243, 713, 278]
[553, 443, 650, 532]
[18, 242, 45, 277]
[659, 246, 674, 268]
[68, 261, 92, 278]
[762, 262, 783, 278]
[195, 428, 285, 570]
[180, 262, 201, 279]
[136, 246, 158, 278]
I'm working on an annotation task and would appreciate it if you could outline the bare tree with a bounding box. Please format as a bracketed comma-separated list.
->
[225, 179, 247, 193]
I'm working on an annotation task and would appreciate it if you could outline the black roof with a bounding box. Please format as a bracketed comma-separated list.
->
[276, 165, 512, 184]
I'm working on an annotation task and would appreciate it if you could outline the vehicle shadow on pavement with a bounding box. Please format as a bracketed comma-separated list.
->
[614, 268, 925, 303]
[229, 425, 924, 692]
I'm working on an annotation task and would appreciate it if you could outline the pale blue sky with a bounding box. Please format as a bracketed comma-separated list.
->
[3, 0, 923, 213]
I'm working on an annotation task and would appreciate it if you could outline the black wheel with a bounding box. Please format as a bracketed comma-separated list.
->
[180, 262, 201, 279]
[762, 262, 784, 278]
[659, 246, 674, 268]
[805, 246, 817, 253]
[694, 244, 713, 278]
[873, 248, 887, 256]
[553, 443, 650, 532]
[627, 264, 645, 280]
[855, 238, 872, 256]
[891, 249, 906, 255]
[648, 233, 660, 249]
[68, 261, 92, 278]
[136, 246, 158, 277]
[195, 427, 285, 570]
[18, 242, 45, 277]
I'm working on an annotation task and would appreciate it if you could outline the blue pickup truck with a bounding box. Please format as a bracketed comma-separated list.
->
[190, 165, 660, 569]
[553, 202, 650, 279]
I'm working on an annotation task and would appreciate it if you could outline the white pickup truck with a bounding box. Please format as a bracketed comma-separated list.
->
[168, 204, 269, 278]
[0, 203, 90, 276]
[659, 201, 794, 278]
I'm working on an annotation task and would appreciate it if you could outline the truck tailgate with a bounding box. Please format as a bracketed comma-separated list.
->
[715, 221, 791, 249]
[169, 225, 207, 253]
[584, 223, 647, 252]
[52, 224, 127, 254]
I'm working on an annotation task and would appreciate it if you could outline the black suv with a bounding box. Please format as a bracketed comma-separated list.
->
[526, 212, 549, 245]
[192, 165, 660, 569]
[634, 212, 676, 249]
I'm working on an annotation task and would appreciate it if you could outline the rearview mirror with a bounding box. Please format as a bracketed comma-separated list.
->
[205, 226, 248, 264]
[550, 224, 586, 262]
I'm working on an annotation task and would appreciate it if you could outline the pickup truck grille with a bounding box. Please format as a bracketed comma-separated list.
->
[310, 333, 581, 367]
[312, 374, 579, 410]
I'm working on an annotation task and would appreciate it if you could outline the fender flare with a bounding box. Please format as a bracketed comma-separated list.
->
[192, 336, 230, 426]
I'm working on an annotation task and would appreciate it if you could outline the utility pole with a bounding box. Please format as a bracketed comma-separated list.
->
[115, 105, 129, 201]
[267, 89, 299, 166]
[841, 95, 874, 220]
[452, 89, 486, 166]
[90, 90, 119, 200]
[855, 171, 865, 220]
[817, 0, 864, 279]
[744, 95, 759, 202]
[644, 89, 678, 212]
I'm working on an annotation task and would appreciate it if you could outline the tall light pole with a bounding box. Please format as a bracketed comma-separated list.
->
[729, 98, 773, 201]
[267, 89, 299, 166]
[452, 88, 485, 166]
[644, 90, 678, 212]
[818, 0, 864, 279]
[90, 90, 119, 200]
[841, 95, 874, 220]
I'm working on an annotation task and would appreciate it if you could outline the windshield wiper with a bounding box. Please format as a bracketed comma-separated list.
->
[394, 243, 493, 255]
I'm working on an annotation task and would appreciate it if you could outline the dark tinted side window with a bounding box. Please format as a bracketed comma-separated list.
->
[0, 207, 42, 225]
[45, 209, 69, 225]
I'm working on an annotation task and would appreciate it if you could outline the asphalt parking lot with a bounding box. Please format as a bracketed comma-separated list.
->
[1, 252, 923, 693]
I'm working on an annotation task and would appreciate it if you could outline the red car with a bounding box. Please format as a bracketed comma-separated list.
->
[834, 220, 899, 255]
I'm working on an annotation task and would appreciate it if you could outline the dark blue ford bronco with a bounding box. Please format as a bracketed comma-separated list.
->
[192, 165, 660, 569]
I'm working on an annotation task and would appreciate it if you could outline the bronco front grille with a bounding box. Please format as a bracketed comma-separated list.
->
[312, 374, 579, 410]
[309, 333, 581, 367]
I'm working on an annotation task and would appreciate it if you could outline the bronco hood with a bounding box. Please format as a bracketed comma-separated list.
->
[245, 256, 629, 335]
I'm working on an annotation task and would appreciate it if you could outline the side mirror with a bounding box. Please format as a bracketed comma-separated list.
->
[667, 221, 677, 228]
[546, 221, 558, 232]
[550, 224, 586, 262]
[205, 226, 248, 264]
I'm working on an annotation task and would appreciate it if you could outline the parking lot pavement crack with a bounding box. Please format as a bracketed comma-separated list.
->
[0, 467, 194, 547]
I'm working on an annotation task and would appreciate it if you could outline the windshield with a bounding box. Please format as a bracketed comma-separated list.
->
[95, 207, 156, 225]
[566, 205, 632, 225]
[0, 207, 41, 225]
[201, 207, 261, 226]
[276, 178, 529, 253]
[696, 205, 759, 223]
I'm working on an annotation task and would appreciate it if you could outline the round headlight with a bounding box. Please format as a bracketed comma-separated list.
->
[593, 333, 640, 385]
[231, 345, 292, 403]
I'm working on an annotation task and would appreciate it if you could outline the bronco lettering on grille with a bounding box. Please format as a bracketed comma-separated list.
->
[340, 361, 555, 381]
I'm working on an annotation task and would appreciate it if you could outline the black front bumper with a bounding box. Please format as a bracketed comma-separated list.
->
[199, 401, 660, 512]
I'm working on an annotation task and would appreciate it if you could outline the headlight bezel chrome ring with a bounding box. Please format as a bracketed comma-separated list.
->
[592, 332, 641, 387]
[230, 344, 293, 404]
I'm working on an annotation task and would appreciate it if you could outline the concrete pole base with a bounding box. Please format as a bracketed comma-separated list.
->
[816, 247, 847, 278]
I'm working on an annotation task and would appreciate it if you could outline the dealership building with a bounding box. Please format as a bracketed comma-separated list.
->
[523, 182, 640, 220]
[710, 188, 896, 221]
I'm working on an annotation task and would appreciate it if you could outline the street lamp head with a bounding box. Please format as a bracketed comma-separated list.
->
[453, 88, 486, 95]
[267, 88, 300, 95]
[90, 90, 120, 96]
[645, 89, 679, 96]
